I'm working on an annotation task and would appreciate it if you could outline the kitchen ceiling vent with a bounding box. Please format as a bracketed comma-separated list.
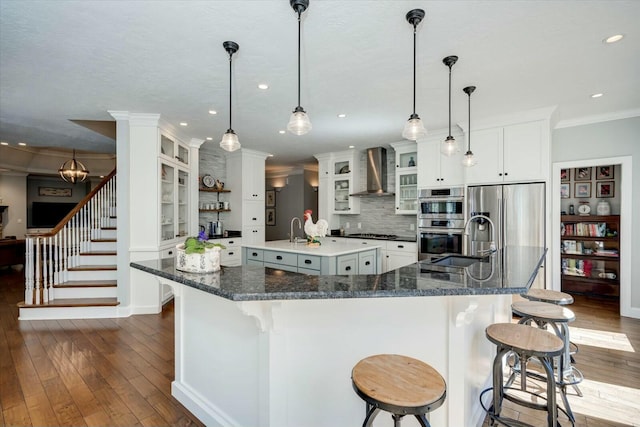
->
[350, 147, 394, 197]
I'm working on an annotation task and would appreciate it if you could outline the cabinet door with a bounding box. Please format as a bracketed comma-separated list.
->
[242, 156, 265, 201]
[464, 127, 503, 185]
[417, 140, 441, 188]
[336, 254, 358, 274]
[243, 226, 265, 245]
[177, 168, 189, 239]
[358, 250, 377, 274]
[244, 200, 265, 226]
[396, 171, 417, 214]
[503, 120, 546, 182]
[439, 148, 465, 186]
[333, 177, 352, 213]
[160, 162, 176, 242]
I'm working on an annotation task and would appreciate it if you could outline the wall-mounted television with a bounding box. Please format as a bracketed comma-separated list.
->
[29, 202, 77, 228]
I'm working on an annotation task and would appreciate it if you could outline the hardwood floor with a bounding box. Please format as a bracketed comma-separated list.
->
[2, 266, 639, 426]
[0, 267, 203, 427]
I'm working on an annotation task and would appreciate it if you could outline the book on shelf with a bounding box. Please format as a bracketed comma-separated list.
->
[561, 222, 607, 237]
[594, 249, 619, 257]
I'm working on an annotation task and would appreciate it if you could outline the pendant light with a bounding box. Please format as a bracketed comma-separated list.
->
[287, 0, 312, 135]
[462, 86, 477, 167]
[59, 149, 89, 183]
[441, 55, 459, 156]
[402, 8, 427, 141]
[220, 41, 241, 152]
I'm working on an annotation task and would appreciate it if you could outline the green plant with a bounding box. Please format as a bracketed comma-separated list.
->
[183, 231, 226, 254]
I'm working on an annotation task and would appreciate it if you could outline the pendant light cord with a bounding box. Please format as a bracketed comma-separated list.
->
[228, 51, 233, 130]
[297, 11, 302, 108]
[412, 24, 417, 116]
[467, 92, 471, 151]
[448, 66, 452, 136]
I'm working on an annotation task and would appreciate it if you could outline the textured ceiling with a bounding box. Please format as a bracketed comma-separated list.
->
[1, 0, 639, 172]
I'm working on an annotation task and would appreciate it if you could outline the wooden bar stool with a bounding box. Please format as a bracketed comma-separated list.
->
[522, 288, 574, 305]
[511, 300, 583, 423]
[351, 354, 446, 427]
[484, 323, 565, 427]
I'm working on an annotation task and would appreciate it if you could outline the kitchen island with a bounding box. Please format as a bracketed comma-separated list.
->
[131, 246, 546, 427]
[243, 239, 383, 275]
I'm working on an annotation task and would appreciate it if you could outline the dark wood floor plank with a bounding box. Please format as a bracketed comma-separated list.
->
[41, 376, 86, 427]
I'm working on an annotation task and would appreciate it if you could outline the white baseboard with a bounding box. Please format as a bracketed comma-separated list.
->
[18, 305, 119, 320]
[171, 381, 239, 427]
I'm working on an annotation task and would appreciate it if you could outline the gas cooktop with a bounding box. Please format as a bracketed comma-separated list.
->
[344, 233, 399, 240]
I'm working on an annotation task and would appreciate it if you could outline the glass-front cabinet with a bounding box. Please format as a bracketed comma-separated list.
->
[331, 152, 360, 214]
[159, 133, 190, 244]
[391, 141, 418, 214]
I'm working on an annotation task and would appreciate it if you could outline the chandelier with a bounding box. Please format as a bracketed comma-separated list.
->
[59, 150, 89, 183]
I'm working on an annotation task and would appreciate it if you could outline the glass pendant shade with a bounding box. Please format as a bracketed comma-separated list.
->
[402, 115, 427, 141]
[220, 129, 240, 152]
[287, 107, 312, 135]
[462, 150, 477, 167]
[59, 151, 89, 183]
[441, 135, 459, 156]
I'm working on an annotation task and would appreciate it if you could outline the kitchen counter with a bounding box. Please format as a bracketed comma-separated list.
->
[130, 246, 546, 427]
[243, 238, 383, 256]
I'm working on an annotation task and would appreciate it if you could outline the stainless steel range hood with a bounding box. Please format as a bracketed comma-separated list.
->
[350, 147, 395, 197]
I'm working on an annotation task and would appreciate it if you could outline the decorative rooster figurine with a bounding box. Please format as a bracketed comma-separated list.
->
[303, 209, 329, 245]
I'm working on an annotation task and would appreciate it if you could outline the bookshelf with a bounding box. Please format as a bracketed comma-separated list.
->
[560, 215, 620, 297]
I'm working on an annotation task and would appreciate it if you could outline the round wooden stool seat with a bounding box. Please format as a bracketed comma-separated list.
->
[352, 354, 446, 426]
[486, 323, 564, 358]
[512, 301, 575, 323]
[522, 289, 574, 305]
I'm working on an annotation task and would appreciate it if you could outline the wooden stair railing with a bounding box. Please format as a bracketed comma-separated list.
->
[24, 168, 117, 305]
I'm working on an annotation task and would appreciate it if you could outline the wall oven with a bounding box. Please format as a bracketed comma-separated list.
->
[417, 187, 465, 261]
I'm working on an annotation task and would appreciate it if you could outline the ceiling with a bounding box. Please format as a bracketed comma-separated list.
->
[1, 0, 639, 173]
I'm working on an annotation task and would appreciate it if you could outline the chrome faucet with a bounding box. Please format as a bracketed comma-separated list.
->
[464, 214, 497, 255]
[290, 217, 302, 242]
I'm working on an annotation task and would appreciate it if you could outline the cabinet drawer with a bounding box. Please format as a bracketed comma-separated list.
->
[218, 238, 241, 248]
[246, 259, 263, 266]
[160, 247, 177, 258]
[246, 249, 264, 261]
[264, 251, 297, 267]
[386, 242, 417, 253]
[221, 249, 241, 266]
[336, 254, 358, 274]
[298, 255, 321, 270]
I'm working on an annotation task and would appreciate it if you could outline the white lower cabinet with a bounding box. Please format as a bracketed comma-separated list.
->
[358, 250, 377, 274]
[384, 241, 418, 272]
[219, 237, 241, 266]
[336, 253, 358, 275]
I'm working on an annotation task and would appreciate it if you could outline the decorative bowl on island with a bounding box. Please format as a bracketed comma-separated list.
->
[176, 232, 225, 273]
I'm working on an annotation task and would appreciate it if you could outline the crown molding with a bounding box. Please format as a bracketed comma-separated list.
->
[554, 108, 640, 129]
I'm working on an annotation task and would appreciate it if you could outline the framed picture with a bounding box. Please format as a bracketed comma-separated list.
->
[574, 167, 592, 181]
[574, 182, 591, 198]
[560, 183, 570, 199]
[596, 165, 614, 180]
[266, 208, 276, 226]
[596, 181, 614, 198]
[38, 187, 72, 197]
[560, 168, 570, 182]
[266, 190, 276, 207]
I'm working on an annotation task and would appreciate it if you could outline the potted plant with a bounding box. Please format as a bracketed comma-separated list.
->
[176, 230, 226, 273]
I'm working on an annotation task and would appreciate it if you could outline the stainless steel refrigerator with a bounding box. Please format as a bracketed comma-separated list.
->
[466, 182, 546, 288]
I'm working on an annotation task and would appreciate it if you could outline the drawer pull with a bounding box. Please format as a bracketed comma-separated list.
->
[345, 266, 352, 271]
[168, 250, 173, 255]
[304, 259, 312, 264]
[398, 245, 404, 249]
[252, 252, 258, 257]
[252, 217, 257, 221]
[228, 252, 234, 256]
[365, 261, 370, 265]
[229, 240, 234, 244]
[276, 255, 283, 260]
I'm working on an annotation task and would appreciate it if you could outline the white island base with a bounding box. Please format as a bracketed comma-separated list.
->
[165, 280, 512, 427]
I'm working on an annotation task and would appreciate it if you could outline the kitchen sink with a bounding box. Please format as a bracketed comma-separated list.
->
[431, 255, 489, 268]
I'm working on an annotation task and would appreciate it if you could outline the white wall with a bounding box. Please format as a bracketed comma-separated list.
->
[552, 116, 639, 313]
[0, 173, 28, 238]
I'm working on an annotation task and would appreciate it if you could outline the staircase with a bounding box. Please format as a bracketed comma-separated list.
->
[18, 170, 120, 320]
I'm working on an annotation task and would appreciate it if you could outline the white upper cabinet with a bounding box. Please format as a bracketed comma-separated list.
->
[315, 150, 361, 216]
[464, 120, 549, 185]
[417, 132, 465, 189]
[390, 141, 418, 214]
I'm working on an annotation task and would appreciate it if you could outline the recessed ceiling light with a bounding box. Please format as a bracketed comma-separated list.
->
[337, 113, 346, 118]
[209, 110, 217, 115]
[206, 137, 213, 140]
[100, 175, 105, 178]
[268, 154, 274, 157]
[604, 34, 624, 44]
[279, 130, 286, 134]
[0, 142, 8, 145]
[180, 122, 188, 126]
[348, 145, 354, 149]
[591, 93, 604, 98]
[18, 142, 26, 146]
[258, 83, 269, 90]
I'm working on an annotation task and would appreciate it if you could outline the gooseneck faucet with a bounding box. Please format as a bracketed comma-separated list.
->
[290, 217, 302, 242]
[464, 214, 497, 255]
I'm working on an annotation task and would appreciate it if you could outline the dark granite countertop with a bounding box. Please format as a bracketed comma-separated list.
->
[131, 246, 546, 301]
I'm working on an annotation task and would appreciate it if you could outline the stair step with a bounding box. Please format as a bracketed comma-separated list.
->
[101, 227, 116, 230]
[18, 298, 119, 308]
[91, 238, 116, 243]
[80, 250, 117, 256]
[68, 265, 117, 271]
[55, 280, 117, 288]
